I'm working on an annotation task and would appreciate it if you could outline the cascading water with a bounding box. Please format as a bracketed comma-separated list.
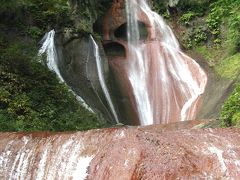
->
[125, 0, 153, 125]
[89, 35, 119, 123]
[125, 0, 207, 125]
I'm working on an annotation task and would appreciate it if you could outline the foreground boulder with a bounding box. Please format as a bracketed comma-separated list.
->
[0, 121, 240, 179]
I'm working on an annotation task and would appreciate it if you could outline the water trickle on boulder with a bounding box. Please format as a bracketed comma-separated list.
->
[38, 30, 94, 112]
[38, 31, 119, 122]
[90, 35, 119, 123]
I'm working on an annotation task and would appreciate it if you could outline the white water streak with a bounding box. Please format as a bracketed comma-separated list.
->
[0, 136, 93, 180]
[208, 146, 227, 173]
[38, 30, 64, 82]
[126, 0, 153, 125]
[90, 35, 119, 123]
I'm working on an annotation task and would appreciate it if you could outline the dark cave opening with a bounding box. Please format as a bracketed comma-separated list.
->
[103, 42, 126, 58]
[114, 21, 148, 41]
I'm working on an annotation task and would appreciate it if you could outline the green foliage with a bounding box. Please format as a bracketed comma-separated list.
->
[206, 0, 240, 49]
[196, 46, 240, 79]
[0, 0, 27, 14]
[0, 0, 114, 132]
[183, 27, 208, 49]
[227, 8, 240, 54]
[0, 0, 70, 40]
[178, 0, 210, 15]
[152, 1, 168, 17]
[193, 27, 208, 44]
[178, 3, 211, 49]
[25, 26, 43, 40]
[0, 37, 107, 132]
[180, 11, 196, 25]
[179, 0, 240, 54]
[221, 84, 240, 127]
[184, 38, 193, 49]
[69, 0, 112, 33]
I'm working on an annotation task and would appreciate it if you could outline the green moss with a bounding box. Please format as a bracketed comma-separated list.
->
[216, 53, 240, 79]
[196, 46, 225, 67]
[196, 45, 240, 79]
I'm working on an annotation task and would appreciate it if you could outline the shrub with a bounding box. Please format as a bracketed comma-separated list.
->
[206, 0, 240, 49]
[180, 11, 196, 26]
[194, 27, 208, 44]
[220, 84, 240, 127]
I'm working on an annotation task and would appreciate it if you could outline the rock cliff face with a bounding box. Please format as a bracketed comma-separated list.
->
[1, 121, 240, 179]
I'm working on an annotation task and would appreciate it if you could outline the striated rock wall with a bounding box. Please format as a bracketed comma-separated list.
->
[1, 122, 240, 179]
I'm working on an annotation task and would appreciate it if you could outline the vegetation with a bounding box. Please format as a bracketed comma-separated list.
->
[196, 46, 240, 79]
[173, 0, 239, 51]
[1, 0, 70, 37]
[69, 0, 112, 33]
[0, 0, 110, 132]
[206, 0, 240, 50]
[0, 37, 107, 132]
[220, 84, 240, 127]
[216, 54, 240, 79]
[179, 11, 197, 26]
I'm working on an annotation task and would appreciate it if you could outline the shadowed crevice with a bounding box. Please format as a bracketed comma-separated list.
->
[114, 21, 148, 41]
[103, 42, 126, 58]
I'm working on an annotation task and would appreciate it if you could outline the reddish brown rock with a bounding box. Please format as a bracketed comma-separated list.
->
[102, 0, 207, 125]
[1, 122, 240, 179]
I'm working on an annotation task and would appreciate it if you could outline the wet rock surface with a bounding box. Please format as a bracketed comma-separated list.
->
[102, 0, 207, 125]
[1, 120, 240, 179]
[54, 32, 115, 123]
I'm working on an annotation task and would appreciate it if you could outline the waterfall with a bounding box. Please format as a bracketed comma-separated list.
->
[38, 30, 94, 112]
[89, 36, 119, 123]
[38, 30, 64, 82]
[38, 0, 207, 126]
[125, 0, 207, 125]
[126, 0, 153, 125]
